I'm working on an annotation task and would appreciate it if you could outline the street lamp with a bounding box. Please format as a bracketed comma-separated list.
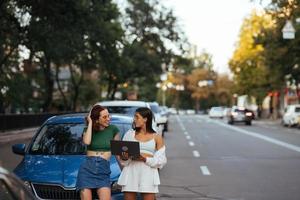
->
[157, 73, 168, 106]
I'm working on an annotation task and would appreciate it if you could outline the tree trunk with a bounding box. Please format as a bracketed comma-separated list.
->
[55, 64, 69, 111]
[42, 58, 54, 112]
[70, 65, 84, 111]
[0, 98, 4, 113]
[195, 98, 200, 113]
[106, 76, 113, 99]
[109, 82, 118, 100]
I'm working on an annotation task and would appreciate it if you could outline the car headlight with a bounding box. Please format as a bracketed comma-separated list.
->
[111, 181, 121, 193]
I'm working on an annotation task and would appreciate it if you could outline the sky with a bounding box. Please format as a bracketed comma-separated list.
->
[164, 0, 267, 74]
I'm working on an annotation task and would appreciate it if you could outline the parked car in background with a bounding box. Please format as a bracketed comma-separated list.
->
[12, 113, 133, 200]
[178, 109, 186, 115]
[99, 100, 150, 117]
[209, 107, 224, 118]
[222, 107, 231, 118]
[186, 109, 196, 115]
[282, 104, 300, 127]
[159, 106, 170, 118]
[0, 166, 37, 200]
[148, 102, 168, 135]
[98, 100, 162, 135]
[227, 106, 253, 125]
[168, 107, 177, 115]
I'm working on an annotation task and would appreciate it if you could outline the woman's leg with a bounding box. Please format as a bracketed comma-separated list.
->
[80, 188, 92, 200]
[97, 187, 111, 200]
[124, 192, 137, 200]
[141, 193, 155, 200]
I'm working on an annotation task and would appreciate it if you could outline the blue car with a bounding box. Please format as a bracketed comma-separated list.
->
[12, 113, 133, 200]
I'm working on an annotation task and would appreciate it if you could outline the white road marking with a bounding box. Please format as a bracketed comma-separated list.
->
[200, 166, 211, 175]
[213, 120, 300, 153]
[188, 141, 195, 146]
[183, 131, 188, 135]
[175, 115, 186, 131]
[186, 135, 191, 140]
[193, 150, 200, 157]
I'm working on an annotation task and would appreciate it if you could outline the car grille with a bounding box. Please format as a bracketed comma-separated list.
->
[32, 184, 80, 199]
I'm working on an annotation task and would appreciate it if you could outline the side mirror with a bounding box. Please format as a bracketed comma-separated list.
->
[12, 144, 26, 155]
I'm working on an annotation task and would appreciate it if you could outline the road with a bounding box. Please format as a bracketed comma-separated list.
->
[1, 115, 300, 199]
[158, 115, 300, 200]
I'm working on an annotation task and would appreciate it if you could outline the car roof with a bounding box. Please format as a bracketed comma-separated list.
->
[148, 102, 159, 106]
[45, 113, 133, 125]
[97, 100, 149, 107]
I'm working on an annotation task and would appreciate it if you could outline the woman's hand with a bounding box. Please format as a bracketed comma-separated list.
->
[135, 155, 146, 162]
[86, 112, 92, 124]
[121, 152, 129, 161]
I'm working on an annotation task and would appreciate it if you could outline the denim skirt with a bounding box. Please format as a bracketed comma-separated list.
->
[76, 156, 111, 190]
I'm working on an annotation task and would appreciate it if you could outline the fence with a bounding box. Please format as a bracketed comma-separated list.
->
[0, 113, 71, 132]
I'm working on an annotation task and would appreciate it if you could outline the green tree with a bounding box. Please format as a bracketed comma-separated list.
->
[258, 0, 300, 99]
[229, 10, 274, 105]
[0, 0, 27, 113]
[120, 0, 188, 100]
[16, 0, 123, 111]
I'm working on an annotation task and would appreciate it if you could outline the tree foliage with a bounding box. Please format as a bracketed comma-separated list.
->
[260, 0, 300, 89]
[0, 0, 188, 113]
[229, 10, 275, 104]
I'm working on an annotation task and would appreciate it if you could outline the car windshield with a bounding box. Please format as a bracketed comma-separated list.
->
[106, 106, 139, 116]
[29, 123, 87, 155]
[234, 109, 245, 113]
[29, 122, 132, 155]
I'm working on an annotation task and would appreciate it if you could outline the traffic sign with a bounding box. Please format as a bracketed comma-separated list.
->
[282, 20, 295, 39]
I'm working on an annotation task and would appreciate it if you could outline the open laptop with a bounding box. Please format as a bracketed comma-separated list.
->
[110, 140, 140, 158]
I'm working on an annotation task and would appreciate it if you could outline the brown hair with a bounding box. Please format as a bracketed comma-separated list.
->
[88, 105, 106, 131]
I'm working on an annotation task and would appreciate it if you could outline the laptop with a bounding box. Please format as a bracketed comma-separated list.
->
[110, 140, 140, 157]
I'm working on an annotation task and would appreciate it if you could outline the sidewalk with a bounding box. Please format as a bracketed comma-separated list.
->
[0, 127, 38, 145]
[254, 118, 281, 125]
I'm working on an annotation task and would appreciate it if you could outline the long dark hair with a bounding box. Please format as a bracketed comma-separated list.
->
[88, 104, 106, 131]
[133, 107, 156, 133]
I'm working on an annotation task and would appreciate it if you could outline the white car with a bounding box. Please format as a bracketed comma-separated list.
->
[282, 104, 300, 127]
[148, 102, 168, 136]
[209, 106, 224, 118]
[97, 100, 162, 135]
[99, 100, 150, 116]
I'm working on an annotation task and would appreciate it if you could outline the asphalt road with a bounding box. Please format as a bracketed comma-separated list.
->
[1, 115, 300, 200]
[157, 115, 300, 200]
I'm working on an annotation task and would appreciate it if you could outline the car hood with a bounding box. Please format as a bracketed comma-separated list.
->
[14, 155, 121, 188]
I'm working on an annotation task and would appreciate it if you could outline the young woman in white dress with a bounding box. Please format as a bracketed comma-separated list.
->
[118, 107, 167, 200]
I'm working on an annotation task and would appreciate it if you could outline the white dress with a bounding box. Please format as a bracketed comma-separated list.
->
[117, 130, 167, 193]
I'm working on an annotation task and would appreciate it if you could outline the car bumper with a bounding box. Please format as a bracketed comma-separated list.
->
[230, 116, 252, 122]
[29, 183, 123, 200]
